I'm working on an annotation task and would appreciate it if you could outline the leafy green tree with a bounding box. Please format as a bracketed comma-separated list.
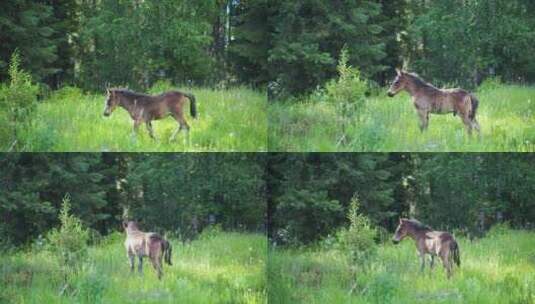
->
[46, 195, 89, 274]
[0, 51, 39, 151]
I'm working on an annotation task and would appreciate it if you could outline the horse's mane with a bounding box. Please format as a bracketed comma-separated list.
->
[405, 219, 432, 231]
[404, 72, 439, 91]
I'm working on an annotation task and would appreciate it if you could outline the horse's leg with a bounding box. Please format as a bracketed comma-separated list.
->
[419, 252, 426, 272]
[145, 121, 156, 139]
[138, 255, 143, 274]
[128, 254, 135, 272]
[170, 113, 190, 142]
[417, 110, 429, 132]
[133, 119, 142, 136]
[441, 251, 452, 279]
[429, 255, 435, 270]
[472, 118, 481, 135]
[461, 114, 473, 135]
[151, 257, 163, 280]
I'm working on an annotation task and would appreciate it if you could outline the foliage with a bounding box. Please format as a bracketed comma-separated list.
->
[0, 1, 59, 82]
[270, 153, 394, 245]
[331, 196, 377, 266]
[269, 0, 535, 96]
[269, 153, 535, 245]
[46, 195, 89, 274]
[0, 153, 266, 246]
[268, 0, 385, 95]
[0, 51, 39, 150]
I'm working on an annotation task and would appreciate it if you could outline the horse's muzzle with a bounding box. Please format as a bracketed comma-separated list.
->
[387, 92, 394, 97]
[103, 111, 110, 117]
[391, 239, 399, 244]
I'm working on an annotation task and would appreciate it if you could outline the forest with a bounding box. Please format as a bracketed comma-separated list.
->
[267, 0, 535, 96]
[268, 153, 535, 245]
[268, 0, 535, 152]
[0, 153, 266, 247]
[0, 0, 268, 152]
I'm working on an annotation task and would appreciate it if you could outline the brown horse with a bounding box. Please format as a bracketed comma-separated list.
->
[103, 88, 197, 140]
[387, 69, 481, 135]
[392, 218, 460, 278]
[123, 221, 172, 279]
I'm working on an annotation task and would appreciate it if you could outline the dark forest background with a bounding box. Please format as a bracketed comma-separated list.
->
[0, 153, 266, 247]
[0, 0, 267, 91]
[269, 153, 535, 245]
[267, 0, 535, 96]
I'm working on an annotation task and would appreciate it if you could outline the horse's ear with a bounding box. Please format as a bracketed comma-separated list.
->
[395, 68, 402, 76]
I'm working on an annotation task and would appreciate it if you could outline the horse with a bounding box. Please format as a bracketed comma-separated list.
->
[392, 218, 460, 278]
[122, 221, 172, 279]
[387, 69, 481, 135]
[103, 88, 197, 140]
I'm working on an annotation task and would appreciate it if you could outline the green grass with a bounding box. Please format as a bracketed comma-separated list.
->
[269, 84, 535, 151]
[268, 229, 535, 304]
[0, 231, 266, 304]
[15, 86, 266, 152]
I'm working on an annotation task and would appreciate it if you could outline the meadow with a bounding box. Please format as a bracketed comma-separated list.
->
[269, 83, 535, 152]
[268, 228, 535, 304]
[11, 84, 266, 152]
[0, 231, 266, 304]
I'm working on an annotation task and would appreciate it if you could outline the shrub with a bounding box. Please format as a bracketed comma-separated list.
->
[487, 221, 511, 238]
[332, 195, 377, 267]
[0, 51, 39, 150]
[46, 195, 89, 276]
[323, 48, 368, 119]
[199, 224, 223, 241]
[478, 76, 502, 93]
[148, 79, 175, 94]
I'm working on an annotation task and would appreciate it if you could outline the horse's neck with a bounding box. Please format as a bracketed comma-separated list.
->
[405, 79, 438, 97]
[408, 227, 429, 242]
[120, 98, 134, 112]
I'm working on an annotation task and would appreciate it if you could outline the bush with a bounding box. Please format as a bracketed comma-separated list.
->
[487, 222, 511, 238]
[148, 79, 175, 94]
[199, 224, 223, 241]
[478, 76, 503, 93]
[46, 195, 89, 276]
[0, 51, 39, 150]
[322, 48, 368, 119]
[331, 195, 377, 267]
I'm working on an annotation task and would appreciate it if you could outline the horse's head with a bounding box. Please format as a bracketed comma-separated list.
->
[122, 220, 140, 232]
[392, 218, 409, 244]
[387, 68, 408, 97]
[103, 89, 119, 116]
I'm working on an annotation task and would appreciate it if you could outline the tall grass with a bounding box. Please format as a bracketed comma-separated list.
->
[268, 229, 535, 304]
[269, 84, 535, 151]
[0, 231, 266, 304]
[14, 85, 266, 152]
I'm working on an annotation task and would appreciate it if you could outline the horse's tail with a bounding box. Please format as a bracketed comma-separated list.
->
[184, 93, 197, 119]
[469, 94, 479, 121]
[451, 240, 461, 267]
[162, 239, 172, 266]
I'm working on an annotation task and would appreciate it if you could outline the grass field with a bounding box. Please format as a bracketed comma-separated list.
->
[1, 231, 266, 304]
[12, 85, 266, 152]
[268, 228, 535, 304]
[269, 84, 535, 151]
